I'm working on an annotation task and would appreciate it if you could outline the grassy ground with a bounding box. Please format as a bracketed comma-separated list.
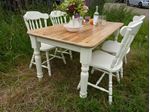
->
[0, 5, 149, 112]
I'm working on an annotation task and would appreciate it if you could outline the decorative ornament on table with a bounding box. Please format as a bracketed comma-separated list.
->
[58, 0, 88, 32]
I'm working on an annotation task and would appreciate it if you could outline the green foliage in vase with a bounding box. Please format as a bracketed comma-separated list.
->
[58, 0, 88, 17]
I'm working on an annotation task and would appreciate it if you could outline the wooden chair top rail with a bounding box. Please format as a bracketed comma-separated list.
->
[28, 22, 123, 48]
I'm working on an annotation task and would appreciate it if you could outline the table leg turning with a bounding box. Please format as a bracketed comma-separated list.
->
[79, 48, 92, 98]
[30, 36, 43, 80]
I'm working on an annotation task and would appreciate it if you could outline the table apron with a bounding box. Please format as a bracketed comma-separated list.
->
[35, 36, 95, 53]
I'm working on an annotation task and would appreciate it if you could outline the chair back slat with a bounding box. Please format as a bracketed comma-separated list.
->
[23, 11, 49, 31]
[28, 20, 33, 30]
[39, 19, 43, 28]
[64, 16, 67, 23]
[35, 20, 39, 29]
[31, 20, 35, 29]
[44, 19, 47, 27]
[57, 17, 61, 24]
[50, 10, 67, 25]
[60, 17, 63, 23]
[111, 21, 143, 68]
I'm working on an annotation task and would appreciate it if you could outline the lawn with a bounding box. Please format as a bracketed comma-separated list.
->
[0, 3, 149, 112]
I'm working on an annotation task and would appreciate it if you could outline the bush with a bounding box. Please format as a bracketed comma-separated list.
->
[0, 7, 31, 72]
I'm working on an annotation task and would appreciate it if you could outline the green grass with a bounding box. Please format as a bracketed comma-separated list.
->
[0, 5, 149, 112]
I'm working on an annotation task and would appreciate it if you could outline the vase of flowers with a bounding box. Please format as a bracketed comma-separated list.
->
[58, 0, 88, 31]
[59, 0, 88, 18]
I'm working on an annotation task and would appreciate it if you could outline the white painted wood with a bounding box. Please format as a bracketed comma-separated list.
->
[33, 34, 93, 98]
[96, 73, 106, 85]
[46, 51, 51, 76]
[80, 64, 89, 98]
[23, 11, 67, 77]
[120, 67, 123, 79]
[133, 15, 145, 22]
[37, 38, 81, 52]
[114, 29, 120, 41]
[50, 10, 72, 60]
[27, 21, 123, 99]
[111, 28, 132, 68]
[24, 11, 53, 77]
[91, 67, 95, 74]
[79, 48, 92, 98]
[39, 19, 42, 28]
[88, 82, 109, 93]
[108, 72, 113, 105]
[101, 20, 143, 65]
[29, 53, 34, 68]
[32, 37, 43, 79]
[24, 11, 49, 30]
[60, 52, 66, 64]
[116, 71, 120, 83]
[113, 15, 145, 41]
[50, 10, 67, 25]
[87, 27, 134, 104]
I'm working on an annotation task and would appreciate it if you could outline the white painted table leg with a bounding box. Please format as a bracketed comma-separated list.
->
[34, 48, 43, 80]
[79, 48, 92, 98]
[30, 36, 43, 80]
[79, 64, 89, 98]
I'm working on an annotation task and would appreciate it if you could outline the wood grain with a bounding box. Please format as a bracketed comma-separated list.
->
[27, 21, 123, 48]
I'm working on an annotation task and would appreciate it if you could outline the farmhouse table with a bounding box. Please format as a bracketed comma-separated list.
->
[27, 22, 123, 98]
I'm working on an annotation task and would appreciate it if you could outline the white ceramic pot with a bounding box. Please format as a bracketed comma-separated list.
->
[63, 16, 83, 32]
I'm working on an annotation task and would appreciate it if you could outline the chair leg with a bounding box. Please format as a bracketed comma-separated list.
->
[124, 55, 127, 64]
[69, 50, 73, 60]
[54, 48, 58, 56]
[61, 52, 66, 64]
[29, 53, 35, 69]
[46, 51, 51, 76]
[109, 72, 113, 105]
[91, 67, 95, 74]
[116, 71, 120, 83]
[77, 81, 81, 90]
[120, 67, 123, 79]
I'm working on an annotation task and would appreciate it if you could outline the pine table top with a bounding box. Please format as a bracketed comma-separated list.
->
[28, 21, 123, 48]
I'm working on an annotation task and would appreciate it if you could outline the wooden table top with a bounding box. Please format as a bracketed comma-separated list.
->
[28, 22, 123, 48]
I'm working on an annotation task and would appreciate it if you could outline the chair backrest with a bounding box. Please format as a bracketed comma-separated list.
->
[120, 21, 143, 38]
[50, 10, 67, 25]
[23, 11, 49, 31]
[132, 15, 145, 22]
[111, 21, 143, 68]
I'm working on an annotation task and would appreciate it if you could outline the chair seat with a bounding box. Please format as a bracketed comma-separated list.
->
[40, 43, 56, 51]
[101, 40, 130, 54]
[90, 50, 122, 72]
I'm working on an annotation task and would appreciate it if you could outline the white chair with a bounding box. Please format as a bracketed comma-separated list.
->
[114, 15, 145, 41]
[50, 10, 67, 25]
[50, 10, 73, 60]
[78, 21, 143, 104]
[133, 15, 145, 22]
[101, 15, 145, 64]
[23, 11, 66, 76]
